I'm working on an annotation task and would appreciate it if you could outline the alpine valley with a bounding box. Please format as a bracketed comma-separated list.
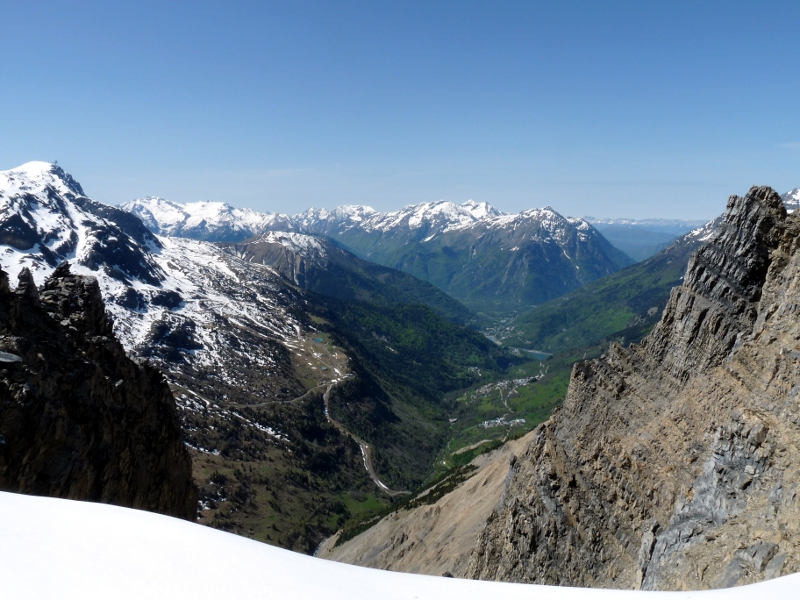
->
[0, 162, 551, 553]
[0, 163, 509, 551]
[7, 160, 800, 593]
[319, 187, 800, 592]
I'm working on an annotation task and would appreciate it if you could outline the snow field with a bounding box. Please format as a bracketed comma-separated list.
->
[1, 492, 797, 600]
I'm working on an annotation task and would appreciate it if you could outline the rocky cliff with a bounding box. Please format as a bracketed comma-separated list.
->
[0, 263, 196, 519]
[466, 186, 800, 589]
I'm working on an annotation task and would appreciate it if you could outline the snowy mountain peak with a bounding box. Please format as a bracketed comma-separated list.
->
[460, 199, 503, 220]
[0, 163, 163, 286]
[332, 204, 377, 220]
[256, 231, 327, 257]
[782, 188, 800, 213]
[0, 163, 307, 410]
[123, 197, 190, 232]
[359, 199, 493, 234]
[0, 161, 85, 197]
[123, 197, 294, 242]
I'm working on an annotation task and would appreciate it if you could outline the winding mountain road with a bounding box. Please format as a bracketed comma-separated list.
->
[322, 384, 409, 497]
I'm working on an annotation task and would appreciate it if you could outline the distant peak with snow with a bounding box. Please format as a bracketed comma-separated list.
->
[460, 199, 502, 220]
[782, 188, 800, 213]
[255, 230, 328, 257]
[123, 196, 294, 242]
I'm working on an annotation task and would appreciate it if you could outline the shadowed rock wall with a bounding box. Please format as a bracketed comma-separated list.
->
[0, 263, 196, 519]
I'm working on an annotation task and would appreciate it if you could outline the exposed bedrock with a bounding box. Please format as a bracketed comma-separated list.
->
[0, 263, 196, 519]
[466, 187, 800, 589]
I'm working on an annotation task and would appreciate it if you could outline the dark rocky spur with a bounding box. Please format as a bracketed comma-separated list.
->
[0, 263, 196, 519]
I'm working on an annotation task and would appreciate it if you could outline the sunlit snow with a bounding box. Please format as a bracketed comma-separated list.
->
[1, 492, 797, 600]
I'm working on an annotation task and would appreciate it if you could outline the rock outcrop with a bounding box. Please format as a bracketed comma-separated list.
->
[0, 263, 196, 519]
[466, 187, 800, 589]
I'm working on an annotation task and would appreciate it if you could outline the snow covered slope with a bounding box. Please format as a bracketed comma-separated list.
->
[122, 196, 295, 241]
[2, 492, 797, 600]
[0, 162, 310, 405]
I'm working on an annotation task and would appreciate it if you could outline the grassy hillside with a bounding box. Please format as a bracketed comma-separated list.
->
[229, 238, 475, 325]
[496, 229, 709, 354]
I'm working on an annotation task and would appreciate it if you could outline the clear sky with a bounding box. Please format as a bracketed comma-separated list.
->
[1, 1, 799, 219]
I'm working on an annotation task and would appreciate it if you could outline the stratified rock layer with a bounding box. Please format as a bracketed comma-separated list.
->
[466, 187, 800, 589]
[0, 263, 196, 519]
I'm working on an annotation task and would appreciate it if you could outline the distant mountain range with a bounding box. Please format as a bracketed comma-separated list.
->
[782, 187, 800, 212]
[584, 217, 708, 262]
[124, 197, 633, 315]
[584, 216, 708, 232]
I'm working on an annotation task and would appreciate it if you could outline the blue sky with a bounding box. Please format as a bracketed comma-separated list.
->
[1, 1, 799, 219]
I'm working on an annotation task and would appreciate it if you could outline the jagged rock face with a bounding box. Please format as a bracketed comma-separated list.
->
[466, 186, 800, 590]
[0, 264, 196, 519]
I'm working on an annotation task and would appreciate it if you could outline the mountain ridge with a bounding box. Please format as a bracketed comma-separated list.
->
[125, 195, 634, 314]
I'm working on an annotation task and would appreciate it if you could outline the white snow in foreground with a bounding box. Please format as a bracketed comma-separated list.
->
[1, 492, 798, 600]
